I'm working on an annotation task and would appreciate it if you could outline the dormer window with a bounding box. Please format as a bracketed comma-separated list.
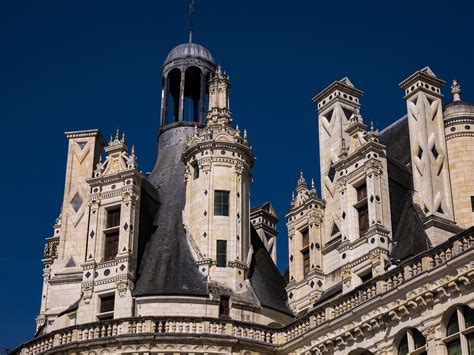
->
[301, 228, 310, 278]
[104, 206, 120, 261]
[355, 183, 369, 237]
[106, 207, 121, 228]
[192, 161, 199, 179]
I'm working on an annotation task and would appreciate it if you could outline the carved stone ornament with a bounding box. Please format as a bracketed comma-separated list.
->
[117, 280, 128, 297]
[83, 285, 93, 304]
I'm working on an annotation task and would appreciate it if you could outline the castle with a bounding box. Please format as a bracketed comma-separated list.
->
[11, 36, 474, 355]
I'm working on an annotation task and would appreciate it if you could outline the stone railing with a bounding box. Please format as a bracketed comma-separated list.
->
[273, 227, 474, 346]
[14, 317, 276, 354]
[14, 228, 474, 354]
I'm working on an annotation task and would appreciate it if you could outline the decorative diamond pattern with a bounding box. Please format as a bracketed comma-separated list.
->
[77, 141, 87, 150]
[90, 230, 95, 239]
[85, 271, 91, 278]
[124, 222, 129, 231]
[119, 264, 126, 271]
[310, 281, 315, 288]
[70, 193, 83, 213]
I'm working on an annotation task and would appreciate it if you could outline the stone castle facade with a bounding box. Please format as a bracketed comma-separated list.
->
[11, 38, 474, 355]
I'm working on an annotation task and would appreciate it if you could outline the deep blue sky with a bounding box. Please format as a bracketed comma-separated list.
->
[1, 0, 473, 351]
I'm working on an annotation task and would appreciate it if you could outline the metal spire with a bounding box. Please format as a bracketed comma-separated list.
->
[188, 0, 195, 43]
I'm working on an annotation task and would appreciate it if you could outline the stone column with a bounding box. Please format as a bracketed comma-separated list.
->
[199, 71, 206, 124]
[161, 75, 170, 127]
[178, 68, 186, 121]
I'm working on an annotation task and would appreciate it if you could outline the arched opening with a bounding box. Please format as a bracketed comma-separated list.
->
[348, 349, 374, 355]
[396, 328, 426, 355]
[443, 305, 474, 354]
[165, 68, 181, 124]
[183, 66, 202, 123]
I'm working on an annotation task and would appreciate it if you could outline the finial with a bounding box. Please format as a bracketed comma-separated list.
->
[217, 65, 222, 75]
[291, 191, 295, 201]
[300, 170, 304, 179]
[109, 134, 113, 144]
[194, 124, 198, 135]
[115, 128, 120, 141]
[131, 144, 135, 155]
[188, 0, 195, 43]
[451, 80, 461, 102]
[121, 131, 126, 143]
[244, 129, 248, 139]
[370, 120, 375, 132]
[311, 178, 315, 189]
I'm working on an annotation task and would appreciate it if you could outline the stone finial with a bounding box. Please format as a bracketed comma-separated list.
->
[296, 171, 307, 191]
[339, 138, 349, 159]
[115, 128, 120, 141]
[451, 80, 461, 102]
[366, 120, 378, 142]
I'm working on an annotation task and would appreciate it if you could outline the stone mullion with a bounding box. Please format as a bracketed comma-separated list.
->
[338, 179, 348, 243]
[367, 170, 382, 228]
[118, 195, 132, 257]
[88, 201, 100, 262]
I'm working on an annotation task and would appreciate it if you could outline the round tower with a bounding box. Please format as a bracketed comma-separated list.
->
[444, 80, 474, 228]
[182, 67, 255, 291]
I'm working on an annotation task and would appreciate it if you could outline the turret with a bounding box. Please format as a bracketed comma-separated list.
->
[182, 68, 255, 292]
[444, 80, 474, 229]
[286, 173, 325, 312]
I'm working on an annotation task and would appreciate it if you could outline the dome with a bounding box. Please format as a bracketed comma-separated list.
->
[444, 100, 474, 118]
[164, 42, 215, 66]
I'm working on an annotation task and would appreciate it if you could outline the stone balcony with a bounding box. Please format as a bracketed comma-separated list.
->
[12, 228, 474, 354]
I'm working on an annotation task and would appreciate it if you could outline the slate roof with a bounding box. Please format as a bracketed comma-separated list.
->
[379, 115, 431, 260]
[134, 126, 208, 297]
[248, 225, 292, 315]
[379, 115, 411, 167]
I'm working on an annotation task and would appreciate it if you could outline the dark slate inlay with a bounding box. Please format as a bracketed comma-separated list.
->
[71, 193, 83, 213]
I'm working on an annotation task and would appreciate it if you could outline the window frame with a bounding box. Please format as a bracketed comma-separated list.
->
[214, 190, 230, 216]
[97, 293, 115, 321]
[216, 240, 227, 267]
[443, 305, 474, 355]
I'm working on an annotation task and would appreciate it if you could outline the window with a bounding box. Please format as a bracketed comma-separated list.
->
[219, 296, 230, 318]
[214, 190, 230, 216]
[444, 305, 474, 355]
[302, 249, 310, 277]
[360, 270, 373, 283]
[355, 183, 369, 237]
[98, 294, 115, 320]
[216, 240, 227, 267]
[301, 229, 310, 278]
[302, 229, 309, 248]
[106, 207, 121, 228]
[192, 161, 199, 179]
[356, 184, 368, 201]
[397, 328, 426, 355]
[104, 230, 119, 261]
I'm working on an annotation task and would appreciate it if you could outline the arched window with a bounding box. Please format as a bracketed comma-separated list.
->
[397, 328, 426, 355]
[444, 305, 474, 354]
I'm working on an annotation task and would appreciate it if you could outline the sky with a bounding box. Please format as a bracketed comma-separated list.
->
[0, 0, 473, 351]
